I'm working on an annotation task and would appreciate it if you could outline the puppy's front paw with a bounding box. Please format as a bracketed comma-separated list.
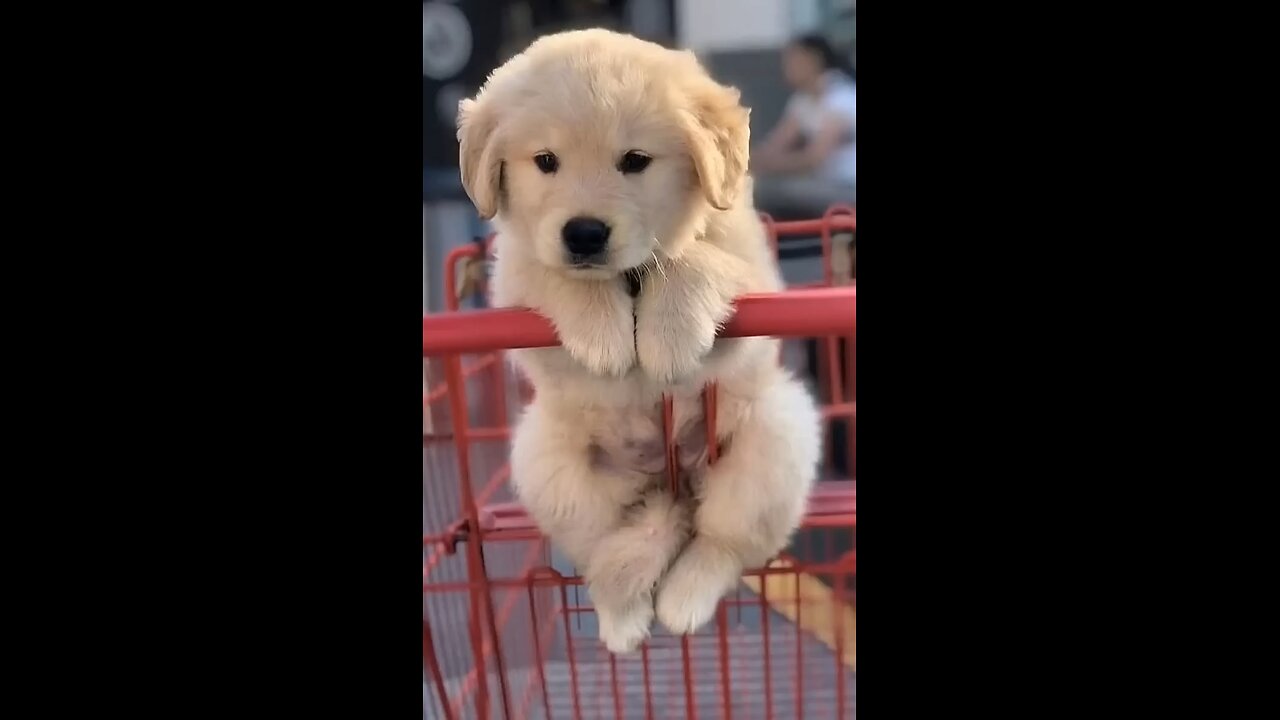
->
[559, 320, 635, 377]
[635, 308, 716, 385]
[597, 599, 654, 654]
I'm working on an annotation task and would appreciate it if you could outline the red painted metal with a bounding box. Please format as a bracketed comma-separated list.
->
[424, 287, 855, 357]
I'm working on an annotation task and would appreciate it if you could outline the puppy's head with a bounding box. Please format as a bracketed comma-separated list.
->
[457, 30, 750, 278]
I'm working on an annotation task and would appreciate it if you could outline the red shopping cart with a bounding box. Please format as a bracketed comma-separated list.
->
[424, 207, 855, 720]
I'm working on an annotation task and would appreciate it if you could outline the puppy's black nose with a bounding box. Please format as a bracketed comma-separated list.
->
[561, 217, 611, 259]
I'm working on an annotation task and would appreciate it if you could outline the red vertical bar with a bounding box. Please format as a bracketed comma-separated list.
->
[716, 604, 733, 720]
[794, 570, 804, 720]
[845, 334, 856, 478]
[424, 618, 456, 720]
[819, 210, 834, 287]
[662, 394, 678, 497]
[559, 581, 584, 720]
[477, 543, 514, 720]
[703, 384, 719, 465]
[444, 354, 491, 720]
[680, 636, 697, 720]
[761, 574, 774, 720]
[826, 336, 845, 404]
[609, 654, 624, 720]
[526, 581, 553, 720]
[573, 582, 582, 633]
[826, 335, 845, 480]
[817, 339, 835, 478]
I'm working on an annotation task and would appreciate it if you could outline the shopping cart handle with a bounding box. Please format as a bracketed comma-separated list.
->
[423, 286, 855, 356]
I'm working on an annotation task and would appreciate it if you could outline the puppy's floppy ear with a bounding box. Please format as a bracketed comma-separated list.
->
[456, 97, 502, 220]
[680, 79, 751, 211]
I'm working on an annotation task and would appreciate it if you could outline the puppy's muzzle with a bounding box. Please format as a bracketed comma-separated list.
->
[562, 217, 611, 266]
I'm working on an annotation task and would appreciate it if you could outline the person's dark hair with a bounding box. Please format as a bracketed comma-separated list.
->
[789, 34, 854, 79]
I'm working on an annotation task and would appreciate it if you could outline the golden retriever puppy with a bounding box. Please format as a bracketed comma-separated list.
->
[457, 29, 820, 652]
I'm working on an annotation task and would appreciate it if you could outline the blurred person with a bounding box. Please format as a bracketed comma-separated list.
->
[751, 34, 856, 220]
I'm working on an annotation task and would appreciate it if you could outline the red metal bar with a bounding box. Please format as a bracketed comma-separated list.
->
[422, 426, 510, 443]
[846, 334, 857, 477]
[423, 521, 466, 577]
[423, 619, 455, 720]
[609, 654, 624, 720]
[769, 214, 855, 237]
[662, 395, 679, 497]
[641, 644, 655, 720]
[819, 212, 834, 287]
[817, 338, 835, 476]
[424, 560, 859, 593]
[559, 581, 584, 720]
[473, 482, 853, 539]
[681, 635, 697, 720]
[761, 569, 775, 720]
[424, 287, 856, 356]
[474, 463, 512, 510]
[450, 540, 544, 712]
[443, 354, 491, 720]
[512, 572, 563, 719]
[424, 353, 499, 406]
[826, 337, 844, 404]
[822, 402, 856, 420]
[477, 542, 514, 720]
[525, 579, 553, 720]
[716, 603, 733, 720]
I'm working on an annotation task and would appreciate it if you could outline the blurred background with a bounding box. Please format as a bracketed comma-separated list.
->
[423, 0, 855, 313]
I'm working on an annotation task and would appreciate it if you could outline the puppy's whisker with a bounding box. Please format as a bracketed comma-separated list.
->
[651, 250, 668, 281]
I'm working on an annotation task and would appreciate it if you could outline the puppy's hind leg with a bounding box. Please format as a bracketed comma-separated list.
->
[511, 404, 689, 653]
[586, 490, 690, 653]
[655, 377, 821, 634]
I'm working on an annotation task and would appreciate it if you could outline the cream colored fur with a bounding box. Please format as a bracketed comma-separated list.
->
[458, 29, 820, 653]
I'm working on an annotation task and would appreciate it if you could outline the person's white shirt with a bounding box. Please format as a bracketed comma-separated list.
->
[783, 71, 857, 185]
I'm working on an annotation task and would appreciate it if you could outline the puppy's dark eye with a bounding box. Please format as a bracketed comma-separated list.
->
[618, 151, 652, 174]
[534, 152, 558, 174]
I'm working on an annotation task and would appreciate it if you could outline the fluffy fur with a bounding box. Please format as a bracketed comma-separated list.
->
[458, 29, 820, 652]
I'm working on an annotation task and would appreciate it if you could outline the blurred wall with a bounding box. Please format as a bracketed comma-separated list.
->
[676, 0, 853, 158]
[678, 0, 802, 144]
[677, 0, 791, 52]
